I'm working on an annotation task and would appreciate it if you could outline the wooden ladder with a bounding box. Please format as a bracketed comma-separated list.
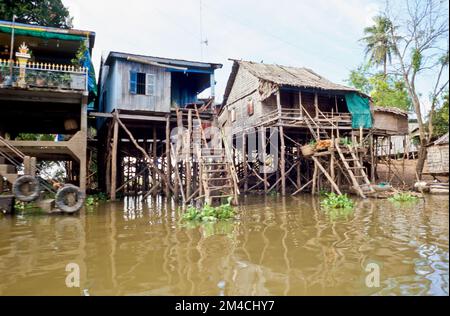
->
[334, 138, 374, 198]
[193, 109, 239, 206]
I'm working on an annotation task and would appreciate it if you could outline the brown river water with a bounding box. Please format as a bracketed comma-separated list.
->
[0, 194, 448, 296]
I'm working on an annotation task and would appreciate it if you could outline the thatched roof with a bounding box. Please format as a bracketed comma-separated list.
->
[373, 106, 408, 117]
[433, 132, 449, 145]
[223, 59, 363, 105]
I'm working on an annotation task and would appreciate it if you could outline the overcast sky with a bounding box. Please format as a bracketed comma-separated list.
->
[62, 0, 447, 112]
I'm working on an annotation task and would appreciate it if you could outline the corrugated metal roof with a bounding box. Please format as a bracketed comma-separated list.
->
[104, 51, 222, 70]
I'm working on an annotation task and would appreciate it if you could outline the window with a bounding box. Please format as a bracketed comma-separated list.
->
[146, 74, 155, 96]
[129, 71, 155, 96]
[231, 108, 236, 122]
[247, 99, 254, 116]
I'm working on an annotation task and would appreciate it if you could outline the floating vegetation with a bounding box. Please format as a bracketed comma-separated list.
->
[14, 201, 45, 215]
[181, 198, 235, 222]
[388, 192, 419, 203]
[85, 193, 108, 206]
[320, 192, 354, 209]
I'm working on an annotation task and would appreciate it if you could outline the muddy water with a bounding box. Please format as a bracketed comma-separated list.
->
[0, 195, 448, 296]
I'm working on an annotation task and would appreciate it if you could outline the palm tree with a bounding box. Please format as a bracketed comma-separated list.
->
[361, 16, 396, 76]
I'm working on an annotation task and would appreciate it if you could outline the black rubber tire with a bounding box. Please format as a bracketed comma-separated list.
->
[12, 175, 40, 202]
[55, 185, 86, 214]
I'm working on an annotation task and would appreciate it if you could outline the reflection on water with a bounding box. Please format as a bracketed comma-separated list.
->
[0, 194, 448, 296]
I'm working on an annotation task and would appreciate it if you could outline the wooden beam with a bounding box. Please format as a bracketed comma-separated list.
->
[312, 156, 342, 195]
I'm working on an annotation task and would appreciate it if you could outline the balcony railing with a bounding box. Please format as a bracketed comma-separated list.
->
[0, 59, 88, 92]
[256, 107, 353, 128]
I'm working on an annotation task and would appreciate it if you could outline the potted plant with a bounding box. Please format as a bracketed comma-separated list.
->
[301, 140, 316, 157]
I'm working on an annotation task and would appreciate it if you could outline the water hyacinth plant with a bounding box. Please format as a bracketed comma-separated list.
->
[181, 198, 235, 222]
[388, 192, 419, 203]
[320, 192, 354, 209]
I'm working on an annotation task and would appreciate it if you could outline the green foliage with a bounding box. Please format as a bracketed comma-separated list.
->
[71, 41, 88, 67]
[320, 193, 354, 209]
[308, 139, 317, 147]
[14, 201, 44, 214]
[181, 199, 235, 223]
[15, 133, 54, 141]
[85, 193, 108, 206]
[339, 137, 353, 146]
[388, 192, 419, 203]
[346, 63, 372, 95]
[347, 67, 411, 111]
[369, 74, 411, 111]
[412, 49, 422, 73]
[0, 0, 73, 28]
[360, 15, 396, 74]
[431, 92, 449, 137]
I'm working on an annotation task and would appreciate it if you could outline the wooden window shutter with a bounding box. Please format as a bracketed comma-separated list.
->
[146, 73, 155, 96]
[247, 99, 254, 116]
[129, 71, 137, 94]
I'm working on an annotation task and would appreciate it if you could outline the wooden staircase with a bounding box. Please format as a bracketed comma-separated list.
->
[334, 138, 375, 198]
[193, 115, 239, 205]
[0, 156, 19, 186]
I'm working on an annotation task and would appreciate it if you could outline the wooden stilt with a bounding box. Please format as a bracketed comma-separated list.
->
[243, 132, 248, 193]
[186, 109, 192, 198]
[296, 147, 301, 189]
[110, 116, 119, 201]
[152, 127, 157, 196]
[330, 153, 335, 192]
[312, 159, 318, 195]
[312, 156, 341, 194]
[165, 115, 171, 197]
[280, 125, 286, 196]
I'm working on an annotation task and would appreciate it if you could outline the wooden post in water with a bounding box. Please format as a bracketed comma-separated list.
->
[186, 109, 192, 199]
[312, 159, 318, 195]
[296, 146, 301, 190]
[110, 115, 119, 201]
[165, 115, 171, 197]
[152, 127, 157, 196]
[243, 132, 248, 193]
[280, 125, 286, 196]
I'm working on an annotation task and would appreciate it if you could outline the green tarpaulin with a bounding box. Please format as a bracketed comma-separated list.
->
[0, 25, 85, 42]
[345, 93, 372, 129]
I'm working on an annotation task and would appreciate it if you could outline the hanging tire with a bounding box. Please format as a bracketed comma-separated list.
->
[12, 175, 40, 202]
[55, 185, 86, 214]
